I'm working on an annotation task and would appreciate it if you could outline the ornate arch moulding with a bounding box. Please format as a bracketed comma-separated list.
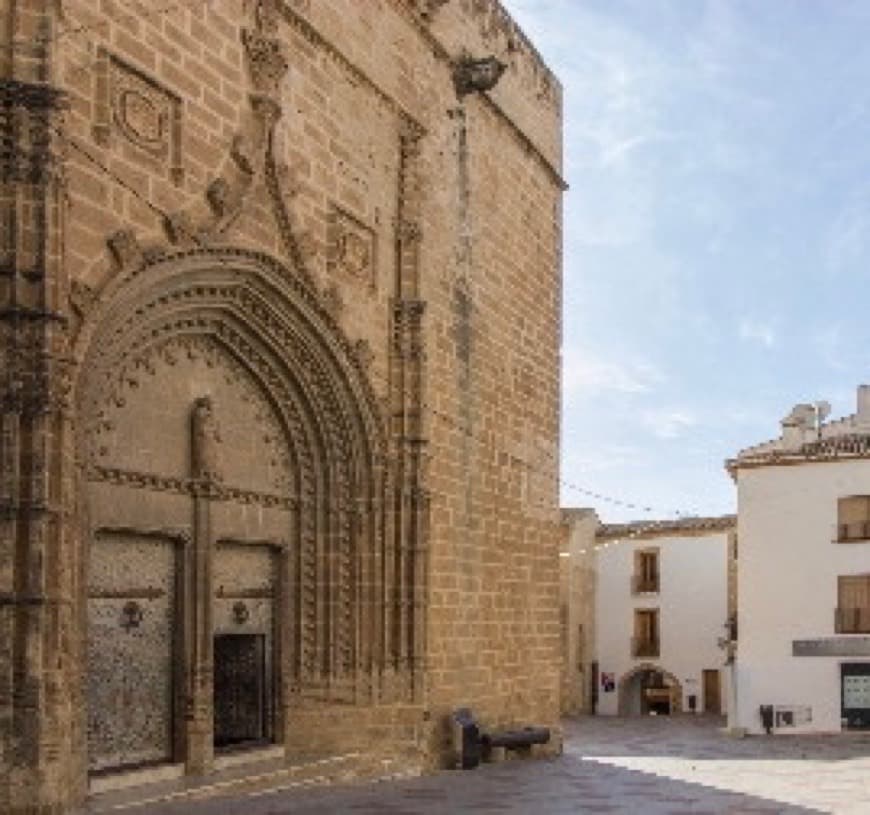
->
[75, 247, 387, 462]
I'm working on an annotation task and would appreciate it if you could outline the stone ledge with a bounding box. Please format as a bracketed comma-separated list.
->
[82, 747, 423, 813]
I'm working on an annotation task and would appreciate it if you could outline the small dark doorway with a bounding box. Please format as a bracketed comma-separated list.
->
[213, 634, 268, 749]
[842, 662, 870, 729]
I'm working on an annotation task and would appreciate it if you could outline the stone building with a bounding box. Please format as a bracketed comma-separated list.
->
[559, 508, 597, 715]
[728, 386, 870, 735]
[0, 1, 564, 811]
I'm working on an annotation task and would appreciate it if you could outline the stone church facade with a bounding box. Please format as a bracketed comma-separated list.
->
[0, 1, 563, 811]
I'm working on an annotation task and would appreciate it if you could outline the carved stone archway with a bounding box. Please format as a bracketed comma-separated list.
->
[72, 248, 410, 775]
[617, 663, 683, 717]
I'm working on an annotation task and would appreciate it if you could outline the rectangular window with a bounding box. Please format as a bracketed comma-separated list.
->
[836, 575, 870, 633]
[633, 549, 660, 594]
[632, 609, 660, 657]
[837, 496, 870, 542]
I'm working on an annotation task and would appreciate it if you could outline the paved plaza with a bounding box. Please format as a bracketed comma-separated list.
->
[110, 717, 870, 814]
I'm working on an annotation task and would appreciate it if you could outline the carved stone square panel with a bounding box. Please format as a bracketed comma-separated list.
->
[93, 48, 183, 185]
[327, 205, 377, 290]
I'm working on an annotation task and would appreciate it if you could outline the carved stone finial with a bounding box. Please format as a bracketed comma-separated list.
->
[296, 231, 317, 262]
[163, 210, 197, 245]
[255, 0, 282, 33]
[416, 0, 448, 22]
[191, 396, 222, 483]
[107, 228, 142, 269]
[69, 278, 97, 320]
[206, 177, 231, 215]
[250, 94, 283, 128]
[275, 162, 300, 197]
[231, 132, 256, 175]
[353, 339, 374, 371]
[322, 284, 344, 321]
[452, 55, 507, 97]
[242, 28, 289, 95]
[141, 244, 168, 265]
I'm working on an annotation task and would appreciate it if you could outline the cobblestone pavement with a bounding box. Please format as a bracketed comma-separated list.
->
[129, 716, 870, 814]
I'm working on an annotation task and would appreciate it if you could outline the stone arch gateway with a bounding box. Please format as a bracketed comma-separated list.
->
[74, 249, 400, 774]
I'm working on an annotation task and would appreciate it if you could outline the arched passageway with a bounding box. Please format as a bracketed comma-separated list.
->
[618, 664, 683, 716]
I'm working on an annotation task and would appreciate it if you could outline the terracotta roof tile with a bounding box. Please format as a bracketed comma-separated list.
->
[728, 432, 870, 473]
[596, 514, 736, 540]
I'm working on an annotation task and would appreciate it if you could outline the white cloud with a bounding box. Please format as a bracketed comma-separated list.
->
[738, 318, 776, 348]
[641, 408, 697, 439]
[562, 347, 665, 398]
[562, 443, 643, 475]
[505, 1, 680, 247]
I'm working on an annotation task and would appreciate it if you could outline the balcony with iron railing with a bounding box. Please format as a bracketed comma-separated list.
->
[835, 606, 870, 634]
[631, 636, 660, 658]
[631, 573, 660, 594]
[835, 521, 870, 543]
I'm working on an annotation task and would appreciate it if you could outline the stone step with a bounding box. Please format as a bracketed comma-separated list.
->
[83, 747, 423, 813]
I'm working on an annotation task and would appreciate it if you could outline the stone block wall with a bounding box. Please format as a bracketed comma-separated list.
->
[560, 509, 598, 715]
[0, 1, 563, 810]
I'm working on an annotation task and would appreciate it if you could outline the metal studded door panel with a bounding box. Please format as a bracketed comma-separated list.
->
[87, 534, 177, 772]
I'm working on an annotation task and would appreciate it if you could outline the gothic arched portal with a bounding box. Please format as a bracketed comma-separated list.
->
[72, 249, 411, 774]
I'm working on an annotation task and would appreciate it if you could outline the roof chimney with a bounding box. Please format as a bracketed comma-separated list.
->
[858, 385, 870, 420]
[781, 403, 815, 449]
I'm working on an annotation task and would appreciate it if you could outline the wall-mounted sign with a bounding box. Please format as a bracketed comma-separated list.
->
[793, 637, 870, 657]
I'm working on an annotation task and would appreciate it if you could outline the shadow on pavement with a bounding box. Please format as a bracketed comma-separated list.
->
[128, 747, 826, 815]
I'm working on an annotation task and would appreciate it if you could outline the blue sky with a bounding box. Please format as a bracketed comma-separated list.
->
[503, 0, 870, 522]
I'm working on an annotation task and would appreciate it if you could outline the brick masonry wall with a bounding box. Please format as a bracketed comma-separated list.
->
[560, 510, 599, 715]
[423, 92, 562, 758]
[1, 0, 562, 809]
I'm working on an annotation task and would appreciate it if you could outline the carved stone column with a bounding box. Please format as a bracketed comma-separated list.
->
[388, 121, 429, 703]
[185, 398, 219, 773]
[0, 6, 76, 813]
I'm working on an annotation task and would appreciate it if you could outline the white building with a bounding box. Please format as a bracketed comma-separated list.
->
[593, 517, 735, 717]
[728, 386, 870, 734]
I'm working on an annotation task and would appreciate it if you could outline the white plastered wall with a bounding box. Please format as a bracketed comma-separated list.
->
[735, 459, 870, 734]
[595, 532, 729, 716]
